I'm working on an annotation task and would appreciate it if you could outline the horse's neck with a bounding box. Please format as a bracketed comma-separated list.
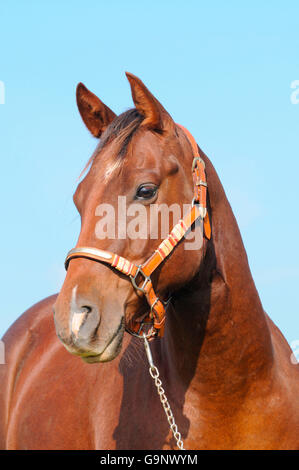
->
[161, 155, 273, 398]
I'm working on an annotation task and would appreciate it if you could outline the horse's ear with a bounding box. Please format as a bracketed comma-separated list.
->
[76, 83, 116, 138]
[125, 72, 174, 132]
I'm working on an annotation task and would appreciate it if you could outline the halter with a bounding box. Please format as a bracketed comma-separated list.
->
[64, 124, 211, 340]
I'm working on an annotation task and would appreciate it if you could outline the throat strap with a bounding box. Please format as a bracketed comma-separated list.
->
[177, 124, 211, 239]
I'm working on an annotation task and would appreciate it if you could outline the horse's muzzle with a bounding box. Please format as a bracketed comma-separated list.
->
[54, 303, 101, 354]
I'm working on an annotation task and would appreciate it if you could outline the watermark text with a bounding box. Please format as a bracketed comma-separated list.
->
[290, 340, 299, 365]
[0, 81, 5, 104]
[290, 80, 299, 104]
[0, 340, 5, 364]
[94, 196, 204, 251]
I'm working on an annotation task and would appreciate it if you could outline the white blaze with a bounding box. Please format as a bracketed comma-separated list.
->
[70, 285, 86, 337]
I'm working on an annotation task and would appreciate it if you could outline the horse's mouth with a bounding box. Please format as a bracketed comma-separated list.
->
[81, 318, 125, 363]
[62, 301, 149, 363]
[81, 304, 152, 363]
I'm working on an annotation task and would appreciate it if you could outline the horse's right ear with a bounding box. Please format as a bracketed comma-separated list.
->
[125, 72, 175, 132]
[76, 83, 116, 138]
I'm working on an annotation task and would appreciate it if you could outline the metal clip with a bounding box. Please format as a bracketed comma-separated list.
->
[143, 334, 154, 368]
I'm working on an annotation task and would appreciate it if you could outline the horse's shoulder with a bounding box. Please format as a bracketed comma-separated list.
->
[0, 295, 58, 448]
[1, 294, 59, 390]
[2, 294, 58, 349]
[0, 294, 58, 392]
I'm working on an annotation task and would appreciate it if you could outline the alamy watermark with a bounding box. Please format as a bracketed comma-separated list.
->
[290, 80, 299, 104]
[94, 196, 204, 251]
[0, 81, 5, 104]
[0, 340, 5, 364]
[290, 340, 299, 365]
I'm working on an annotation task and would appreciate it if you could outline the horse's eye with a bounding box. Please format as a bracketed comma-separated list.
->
[135, 184, 158, 200]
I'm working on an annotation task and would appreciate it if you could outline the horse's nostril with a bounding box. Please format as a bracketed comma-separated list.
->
[71, 305, 100, 342]
[81, 306, 92, 314]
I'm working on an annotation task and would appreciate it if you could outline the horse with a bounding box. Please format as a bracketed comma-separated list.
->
[0, 73, 298, 450]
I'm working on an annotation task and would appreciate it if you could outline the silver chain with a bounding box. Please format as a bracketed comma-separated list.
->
[143, 334, 185, 450]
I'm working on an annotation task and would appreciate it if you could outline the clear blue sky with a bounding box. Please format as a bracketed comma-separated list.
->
[0, 1, 298, 351]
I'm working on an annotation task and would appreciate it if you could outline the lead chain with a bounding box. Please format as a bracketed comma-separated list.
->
[143, 334, 185, 450]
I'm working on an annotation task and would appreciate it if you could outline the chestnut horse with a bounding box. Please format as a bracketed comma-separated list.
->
[0, 73, 299, 450]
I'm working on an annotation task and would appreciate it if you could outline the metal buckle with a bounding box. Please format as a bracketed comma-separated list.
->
[150, 297, 160, 318]
[192, 156, 205, 171]
[191, 199, 207, 218]
[195, 180, 207, 187]
[191, 197, 199, 207]
[150, 295, 170, 315]
[130, 266, 151, 294]
[126, 322, 156, 339]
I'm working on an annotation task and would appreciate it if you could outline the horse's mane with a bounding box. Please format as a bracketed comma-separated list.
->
[80, 108, 144, 178]
[100, 108, 144, 157]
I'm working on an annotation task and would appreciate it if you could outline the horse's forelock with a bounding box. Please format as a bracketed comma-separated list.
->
[79, 108, 144, 180]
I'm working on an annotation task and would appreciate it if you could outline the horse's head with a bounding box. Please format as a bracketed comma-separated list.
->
[54, 73, 208, 362]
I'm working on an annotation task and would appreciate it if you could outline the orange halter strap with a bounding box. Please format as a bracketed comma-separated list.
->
[65, 125, 211, 339]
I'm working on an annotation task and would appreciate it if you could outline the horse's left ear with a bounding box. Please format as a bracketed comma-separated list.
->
[76, 83, 116, 138]
[125, 72, 175, 132]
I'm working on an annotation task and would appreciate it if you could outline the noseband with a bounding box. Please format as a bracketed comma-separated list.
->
[64, 125, 211, 340]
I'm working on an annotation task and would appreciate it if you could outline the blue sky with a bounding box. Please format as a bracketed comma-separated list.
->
[0, 1, 298, 351]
